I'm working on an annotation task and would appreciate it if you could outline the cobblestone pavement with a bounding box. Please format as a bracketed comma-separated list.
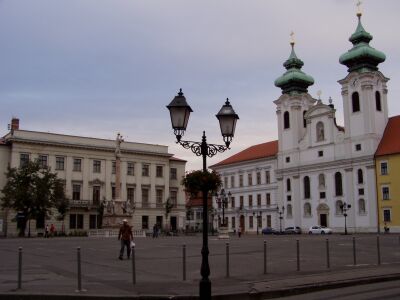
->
[0, 234, 400, 298]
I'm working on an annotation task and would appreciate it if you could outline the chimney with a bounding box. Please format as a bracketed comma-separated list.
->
[11, 117, 19, 131]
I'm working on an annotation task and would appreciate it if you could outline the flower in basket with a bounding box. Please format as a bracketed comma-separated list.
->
[181, 170, 222, 196]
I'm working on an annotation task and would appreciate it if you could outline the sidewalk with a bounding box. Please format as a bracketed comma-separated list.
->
[1, 263, 399, 299]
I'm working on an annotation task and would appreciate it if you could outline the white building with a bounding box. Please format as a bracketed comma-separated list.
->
[212, 12, 390, 233]
[0, 118, 186, 237]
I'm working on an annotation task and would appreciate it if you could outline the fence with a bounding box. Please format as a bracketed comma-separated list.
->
[88, 229, 146, 237]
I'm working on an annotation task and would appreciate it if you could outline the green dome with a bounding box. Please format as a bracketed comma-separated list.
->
[275, 44, 314, 95]
[339, 15, 386, 73]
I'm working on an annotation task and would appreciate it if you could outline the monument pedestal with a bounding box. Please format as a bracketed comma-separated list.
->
[102, 199, 133, 229]
[218, 226, 230, 239]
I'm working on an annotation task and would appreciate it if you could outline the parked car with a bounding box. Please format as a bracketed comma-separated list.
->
[262, 227, 276, 235]
[284, 226, 302, 234]
[308, 225, 333, 234]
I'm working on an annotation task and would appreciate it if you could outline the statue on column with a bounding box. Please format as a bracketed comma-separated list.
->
[115, 133, 124, 158]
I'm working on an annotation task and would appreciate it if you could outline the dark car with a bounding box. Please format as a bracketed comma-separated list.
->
[284, 226, 302, 234]
[262, 227, 276, 235]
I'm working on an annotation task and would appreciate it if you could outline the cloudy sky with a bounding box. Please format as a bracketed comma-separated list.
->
[1, 0, 399, 170]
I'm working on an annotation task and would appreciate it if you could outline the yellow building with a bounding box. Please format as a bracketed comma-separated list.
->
[375, 115, 400, 233]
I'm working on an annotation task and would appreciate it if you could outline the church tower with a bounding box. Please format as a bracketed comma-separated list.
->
[338, 6, 388, 155]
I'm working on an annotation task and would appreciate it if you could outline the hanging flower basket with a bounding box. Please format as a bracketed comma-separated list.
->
[182, 170, 222, 196]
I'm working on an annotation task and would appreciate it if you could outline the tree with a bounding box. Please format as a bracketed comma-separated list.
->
[1, 160, 67, 237]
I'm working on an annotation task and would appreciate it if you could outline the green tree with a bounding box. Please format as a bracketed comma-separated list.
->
[1, 160, 67, 237]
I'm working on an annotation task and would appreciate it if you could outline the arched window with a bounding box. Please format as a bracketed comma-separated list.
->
[286, 178, 291, 192]
[359, 199, 366, 214]
[336, 200, 343, 215]
[316, 121, 325, 142]
[352, 92, 360, 112]
[304, 176, 311, 199]
[303, 110, 307, 128]
[287, 204, 293, 218]
[318, 174, 325, 188]
[335, 172, 343, 196]
[284, 111, 290, 129]
[357, 169, 364, 184]
[304, 203, 311, 217]
[375, 91, 382, 111]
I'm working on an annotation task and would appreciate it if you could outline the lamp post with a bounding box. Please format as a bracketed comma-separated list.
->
[167, 89, 239, 299]
[215, 189, 231, 228]
[253, 211, 262, 235]
[340, 202, 351, 235]
[278, 206, 285, 233]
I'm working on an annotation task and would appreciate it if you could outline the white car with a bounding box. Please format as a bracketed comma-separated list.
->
[308, 225, 333, 234]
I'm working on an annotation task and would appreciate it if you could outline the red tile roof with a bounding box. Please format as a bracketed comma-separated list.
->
[211, 140, 278, 168]
[376, 115, 400, 156]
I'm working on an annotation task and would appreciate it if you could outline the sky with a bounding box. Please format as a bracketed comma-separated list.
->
[1, 0, 399, 171]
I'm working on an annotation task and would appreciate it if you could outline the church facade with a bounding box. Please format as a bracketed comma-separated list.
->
[212, 11, 394, 233]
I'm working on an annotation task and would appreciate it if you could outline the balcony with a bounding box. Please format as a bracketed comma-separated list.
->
[70, 199, 90, 208]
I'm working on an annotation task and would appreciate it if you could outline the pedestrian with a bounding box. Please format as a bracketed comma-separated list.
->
[45, 224, 49, 238]
[238, 226, 242, 238]
[118, 219, 133, 260]
[152, 224, 157, 238]
[50, 224, 55, 237]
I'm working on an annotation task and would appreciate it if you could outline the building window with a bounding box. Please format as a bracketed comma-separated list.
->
[224, 177, 228, 188]
[318, 150, 324, 157]
[142, 216, 149, 229]
[303, 110, 307, 128]
[265, 171, 270, 184]
[70, 214, 83, 229]
[170, 167, 177, 180]
[336, 200, 343, 215]
[285, 156, 290, 163]
[92, 186, 100, 205]
[267, 215, 272, 227]
[357, 169, 363, 184]
[257, 194, 261, 207]
[239, 175, 243, 187]
[380, 162, 388, 175]
[112, 161, 116, 174]
[335, 172, 343, 196]
[304, 176, 311, 199]
[127, 162, 135, 176]
[55, 156, 65, 170]
[72, 184, 81, 200]
[355, 144, 362, 151]
[230, 176, 235, 188]
[358, 188, 364, 196]
[69, 214, 76, 229]
[287, 195, 291, 201]
[284, 111, 290, 129]
[318, 174, 325, 188]
[240, 196, 244, 209]
[93, 160, 101, 173]
[248, 195, 253, 207]
[20, 153, 30, 167]
[383, 209, 391, 222]
[287, 178, 291, 192]
[73, 158, 82, 172]
[38, 155, 48, 168]
[256, 172, 261, 185]
[127, 187, 135, 202]
[316, 122, 325, 142]
[266, 193, 271, 206]
[112, 186, 116, 200]
[231, 217, 235, 229]
[231, 197, 235, 208]
[249, 216, 253, 229]
[358, 199, 366, 214]
[320, 192, 326, 199]
[156, 189, 163, 207]
[376, 91, 382, 111]
[142, 188, 149, 207]
[287, 204, 293, 218]
[156, 166, 163, 178]
[248, 173, 253, 186]
[89, 214, 98, 229]
[170, 190, 178, 208]
[304, 203, 311, 217]
[352, 92, 360, 112]
[382, 186, 390, 200]
[142, 164, 150, 177]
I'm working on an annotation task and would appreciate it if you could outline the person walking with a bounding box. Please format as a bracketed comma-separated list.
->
[238, 226, 242, 238]
[44, 224, 49, 238]
[118, 219, 133, 260]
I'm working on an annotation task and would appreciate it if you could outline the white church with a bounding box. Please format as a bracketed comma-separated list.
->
[211, 10, 388, 233]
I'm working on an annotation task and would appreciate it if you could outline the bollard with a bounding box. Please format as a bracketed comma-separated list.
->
[226, 242, 230, 278]
[353, 237, 357, 266]
[377, 235, 381, 265]
[296, 239, 300, 271]
[18, 247, 22, 289]
[182, 244, 186, 281]
[326, 239, 330, 269]
[263, 240, 267, 274]
[76, 247, 83, 292]
[132, 246, 136, 285]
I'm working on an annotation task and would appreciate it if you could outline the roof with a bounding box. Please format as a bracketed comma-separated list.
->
[211, 140, 278, 168]
[375, 115, 400, 156]
[170, 157, 187, 163]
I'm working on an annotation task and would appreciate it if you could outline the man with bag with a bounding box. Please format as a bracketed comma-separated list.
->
[118, 219, 133, 260]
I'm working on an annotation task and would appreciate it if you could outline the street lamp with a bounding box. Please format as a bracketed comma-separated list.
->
[340, 202, 351, 235]
[253, 211, 262, 235]
[215, 189, 231, 228]
[167, 89, 239, 299]
[278, 206, 285, 233]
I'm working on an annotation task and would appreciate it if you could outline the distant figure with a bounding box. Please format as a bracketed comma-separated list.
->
[50, 224, 55, 237]
[238, 227, 242, 238]
[118, 219, 133, 260]
[152, 224, 157, 238]
[45, 224, 49, 238]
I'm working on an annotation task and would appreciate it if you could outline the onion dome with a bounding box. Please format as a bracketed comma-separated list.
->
[339, 12, 385, 73]
[275, 38, 314, 95]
